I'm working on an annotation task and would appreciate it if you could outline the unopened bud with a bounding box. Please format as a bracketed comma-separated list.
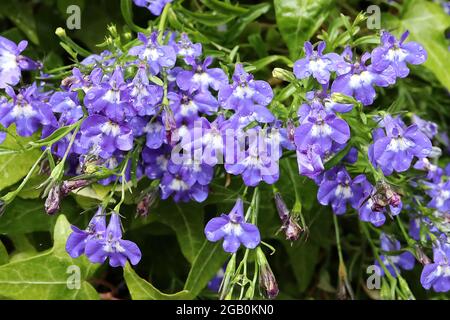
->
[274, 192, 289, 223]
[256, 248, 279, 300]
[61, 179, 91, 196]
[415, 245, 431, 265]
[286, 119, 295, 142]
[259, 264, 279, 299]
[45, 185, 61, 215]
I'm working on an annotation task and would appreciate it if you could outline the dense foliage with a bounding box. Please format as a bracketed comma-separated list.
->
[0, 0, 449, 300]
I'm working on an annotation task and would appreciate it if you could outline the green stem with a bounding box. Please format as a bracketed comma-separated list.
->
[157, 3, 171, 42]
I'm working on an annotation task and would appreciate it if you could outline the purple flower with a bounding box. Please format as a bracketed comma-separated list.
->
[204, 198, 260, 253]
[294, 108, 350, 154]
[49, 91, 84, 125]
[371, 30, 427, 78]
[293, 41, 350, 84]
[84, 67, 134, 122]
[412, 115, 438, 139]
[168, 88, 218, 123]
[0, 36, 38, 88]
[176, 57, 228, 92]
[424, 180, 450, 213]
[358, 188, 402, 227]
[301, 89, 353, 115]
[317, 167, 370, 215]
[375, 233, 415, 277]
[175, 33, 202, 62]
[133, 0, 172, 16]
[413, 158, 443, 182]
[160, 170, 209, 203]
[331, 53, 396, 106]
[371, 115, 432, 175]
[79, 115, 134, 159]
[129, 32, 176, 75]
[85, 213, 142, 267]
[224, 127, 281, 187]
[421, 235, 450, 292]
[296, 144, 325, 179]
[219, 64, 273, 114]
[66, 207, 106, 258]
[129, 65, 163, 116]
[142, 144, 171, 179]
[0, 84, 56, 137]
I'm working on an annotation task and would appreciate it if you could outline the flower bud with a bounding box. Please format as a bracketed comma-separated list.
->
[274, 192, 289, 223]
[61, 179, 91, 196]
[415, 245, 431, 265]
[256, 248, 279, 300]
[389, 192, 401, 208]
[45, 185, 61, 215]
[286, 119, 295, 143]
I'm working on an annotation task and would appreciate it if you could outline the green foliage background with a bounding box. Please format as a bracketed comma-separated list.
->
[0, 0, 449, 300]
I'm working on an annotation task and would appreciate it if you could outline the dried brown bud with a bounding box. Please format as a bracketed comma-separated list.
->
[45, 185, 61, 215]
[61, 179, 91, 196]
[259, 264, 279, 300]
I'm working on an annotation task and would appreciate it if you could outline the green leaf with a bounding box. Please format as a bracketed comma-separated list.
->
[385, 0, 450, 90]
[0, 2, 39, 45]
[200, 0, 248, 15]
[274, 0, 333, 59]
[120, 0, 147, 33]
[179, 8, 234, 27]
[0, 215, 99, 299]
[155, 203, 204, 264]
[0, 127, 42, 192]
[184, 241, 228, 297]
[123, 263, 192, 300]
[0, 240, 8, 266]
[29, 121, 80, 148]
[284, 241, 320, 292]
[0, 199, 53, 234]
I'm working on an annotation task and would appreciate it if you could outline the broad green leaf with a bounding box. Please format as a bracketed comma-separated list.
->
[123, 263, 192, 300]
[154, 204, 200, 248]
[0, 240, 8, 266]
[0, 215, 99, 299]
[155, 203, 204, 264]
[0, 2, 39, 45]
[284, 241, 320, 292]
[225, 3, 271, 43]
[184, 241, 228, 297]
[384, 0, 450, 90]
[179, 8, 234, 27]
[274, 0, 334, 59]
[0, 127, 42, 192]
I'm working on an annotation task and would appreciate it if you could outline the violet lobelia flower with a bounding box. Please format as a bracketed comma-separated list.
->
[142, 144, 171, 179]
[66, 207, 106, 258]
[224, 127, 281, 187]
[413, 158, 443, 182]
[375, 233, 415, 277]
[371, 115, 432, 175]
[424, 179, 450, 213]
[420, 235, 450, 292]
[371, 30, 427, 78]
[294, 108, 350, 154]
[85, 212, 142, 267]
[175, 33, 202, 63]
[133, 0, 172, 16]
[176, 56, 228, 92]
[129, 65, 163, 116]
[129, 32, 176, 75]
[331, 52, 396, 106]
[0, 36, 39, 88]
[218, 64, 273, 114]
[49, 91, 84, 125]
[293, 41, 350, 84]
[159, 170, 209, 203]
[204, 198, 260, 253]
[168, 88, 218, 122]
[0, 84, 56, 137]
[84, 66, 134, 122]
[317, 167, 371, 215]
[412, 115, 438, 140]
[79, 114, 134, 159]
[296, 144, 325, 179]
